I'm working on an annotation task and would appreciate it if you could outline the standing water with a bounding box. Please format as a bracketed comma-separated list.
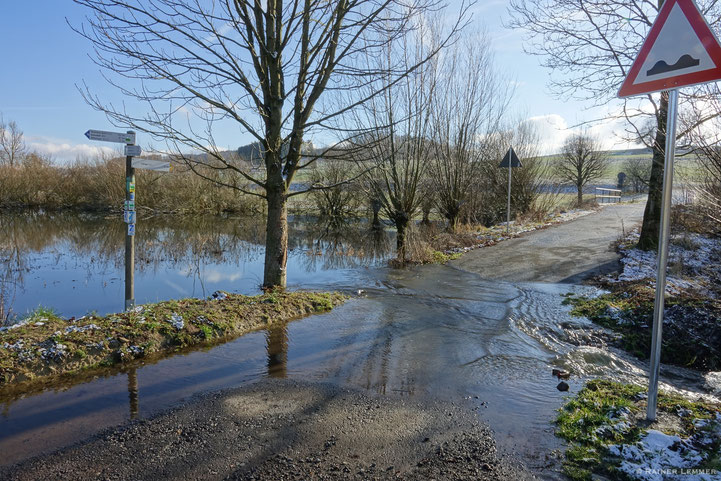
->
[0, 213, 717, 479]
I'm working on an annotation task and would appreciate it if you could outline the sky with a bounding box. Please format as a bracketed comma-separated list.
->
[0, 1, 638, 163]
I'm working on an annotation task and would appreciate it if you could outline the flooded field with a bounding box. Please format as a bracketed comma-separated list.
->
[0, 213, 717, 479]
[0, 212, 392, 318]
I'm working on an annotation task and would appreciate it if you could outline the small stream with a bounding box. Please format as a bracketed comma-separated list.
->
[0, 213, 718, 478]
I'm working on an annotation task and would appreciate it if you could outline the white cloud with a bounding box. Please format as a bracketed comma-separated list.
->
[522, 112, 643, 154]
[26, 135, 118, 163]
[522, 114, 569, 154]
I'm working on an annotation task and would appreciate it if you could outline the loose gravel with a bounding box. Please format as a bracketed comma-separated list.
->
[0, 379, 533, 480]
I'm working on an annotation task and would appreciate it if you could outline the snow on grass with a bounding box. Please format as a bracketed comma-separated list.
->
[607, 231, 721, 297]
[609, 429, 715, 481]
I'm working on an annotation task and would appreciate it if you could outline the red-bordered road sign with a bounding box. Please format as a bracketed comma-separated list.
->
[618, 0, 721, 97]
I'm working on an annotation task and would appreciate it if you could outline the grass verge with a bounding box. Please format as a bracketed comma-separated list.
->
[0, 291, 346, 392]
[557, 379, 721, 480]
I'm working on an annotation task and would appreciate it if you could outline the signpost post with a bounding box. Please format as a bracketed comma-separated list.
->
[124, 138, 136, 311]
[618, 0, 721, 421]
[499, 147, 522, 234]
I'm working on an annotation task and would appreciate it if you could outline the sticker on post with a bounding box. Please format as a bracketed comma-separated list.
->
[128, 182, 135, 193]
[127, 224, 135, 236]
[124, 200, 135, 211]
[124, 210, 136, 224]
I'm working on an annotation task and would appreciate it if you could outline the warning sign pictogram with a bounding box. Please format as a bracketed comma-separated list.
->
[618, 0, 721, 97]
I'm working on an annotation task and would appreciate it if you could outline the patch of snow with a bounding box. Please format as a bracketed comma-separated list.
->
[63, 324, 100, 335]
[2, 340, 25, 351]
[703, 372, 721, 396]
[211, 291, 228, 301]
[128, 345, 144, 356]
[609, 429, 716, 481]
[168, 313, 184, 330]
[607, 232, 721, 298]
[0, 318, 33, 332]
[39, 340, 68, 363]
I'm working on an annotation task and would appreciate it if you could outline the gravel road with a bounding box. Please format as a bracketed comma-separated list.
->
[1, 380, 533, 480]
[450, 202, 645, 283]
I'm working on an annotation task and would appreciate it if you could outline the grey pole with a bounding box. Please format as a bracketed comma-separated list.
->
[124, 131, 136, 311]
[507, 150, 512, 234]
[646, 89, 678, 421]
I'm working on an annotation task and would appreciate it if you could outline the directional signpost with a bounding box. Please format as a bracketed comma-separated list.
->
[618, 0, 721, 421]
[499, 147, 522, 234]
[85, 129, 138, 311]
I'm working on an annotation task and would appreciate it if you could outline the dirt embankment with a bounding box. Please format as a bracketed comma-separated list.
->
[0, 379, 533, 480]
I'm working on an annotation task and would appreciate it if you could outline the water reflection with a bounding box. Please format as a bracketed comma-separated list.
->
[127, 368, 139, 419]
[266, 324, 288, 378]
[0, 212, 394, 318]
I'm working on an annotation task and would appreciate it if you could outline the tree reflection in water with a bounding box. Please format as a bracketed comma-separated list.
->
[0, 212, 394, 321]
[266, 323, 288, 378]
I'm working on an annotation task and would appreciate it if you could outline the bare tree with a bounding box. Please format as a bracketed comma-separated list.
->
[0, 117, 26, 167]
[688, 106, 721, 227]
[623, 153, 652, 193]
[471, 119, 546, 226]
[508, 0, 721, 249]
[556, 133, 608, 205]
[344, 23, 438, 262]
[429, 32, 513, 231]
[73, 0, 468, 288]
[308, 159, 361, 224]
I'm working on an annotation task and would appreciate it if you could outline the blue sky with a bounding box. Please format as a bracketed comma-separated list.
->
[0, 1, 629, 162]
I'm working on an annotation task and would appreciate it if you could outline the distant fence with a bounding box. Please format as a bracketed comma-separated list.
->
[595, 187, 621, 204]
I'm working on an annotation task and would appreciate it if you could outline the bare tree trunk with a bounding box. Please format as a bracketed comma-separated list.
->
[264, 144, 288, 288]
[577, 184, 583, 205]
[638, 92, 668, 251]
[371, 199, 382, 228]
[395, 213, 409, 262]
[422, 204, 431, 225]
[264, 186, 288, 288]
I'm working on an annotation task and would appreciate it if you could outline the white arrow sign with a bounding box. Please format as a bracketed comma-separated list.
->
[84, 130, 136, 144]
[132, 158, 172, 172]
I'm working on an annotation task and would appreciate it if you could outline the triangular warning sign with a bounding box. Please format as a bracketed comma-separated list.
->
[618, 0, 721, 97]
[499, 148, 522, 168]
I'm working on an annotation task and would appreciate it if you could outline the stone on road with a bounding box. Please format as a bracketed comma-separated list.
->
[451, 202, 645, 283]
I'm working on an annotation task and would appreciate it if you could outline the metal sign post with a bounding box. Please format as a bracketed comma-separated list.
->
[618, 0, 721, 420]
[124, 133, 136, 311]
[646, 90, 678, 420]
[499, 147, 522, 234]
[507, 160, 511, 234]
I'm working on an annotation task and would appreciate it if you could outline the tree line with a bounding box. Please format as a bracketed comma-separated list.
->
[9, 0, 719, 289]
